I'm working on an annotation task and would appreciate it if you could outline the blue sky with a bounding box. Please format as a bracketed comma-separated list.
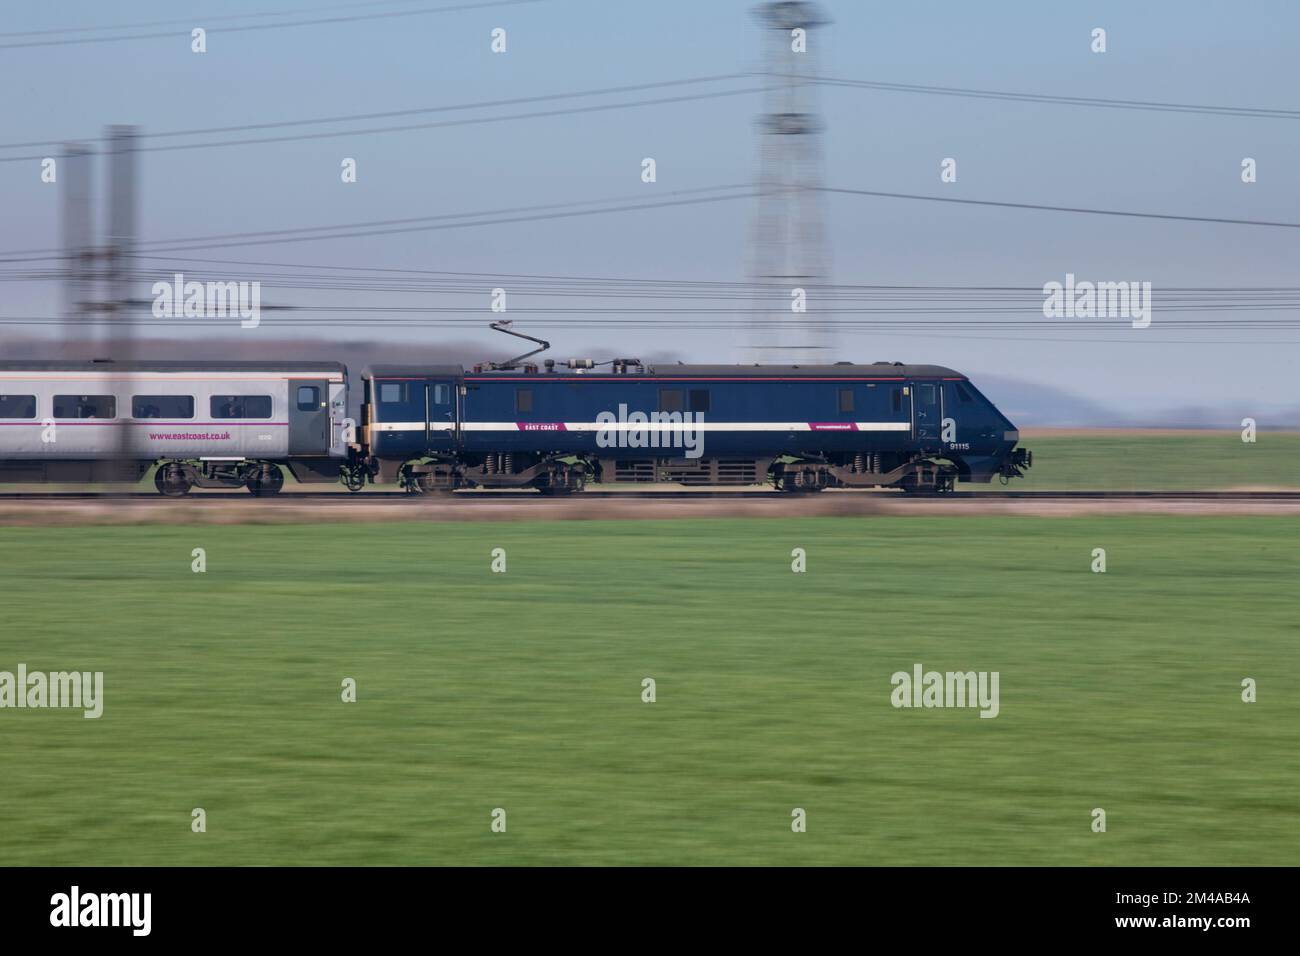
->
[2, 0, 1298, 415]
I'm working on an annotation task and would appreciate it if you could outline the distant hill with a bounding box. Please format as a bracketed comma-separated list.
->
[977, 374, 1299, 429]
[973, 375, 1127, 427]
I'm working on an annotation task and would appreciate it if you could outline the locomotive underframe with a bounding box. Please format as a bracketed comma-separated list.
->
[151, 458, 291, 497]
[372, 447, 965, 495]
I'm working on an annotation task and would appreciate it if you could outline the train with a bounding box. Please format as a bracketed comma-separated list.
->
[0, 355, 1032, 495]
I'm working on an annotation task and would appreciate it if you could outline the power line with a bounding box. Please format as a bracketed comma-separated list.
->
[0, 74, 752, 151]
[8, 256, 1300, 307]
[0, 1, 442, 39]
[10, 267, 1300, 313]
[141, 184, 749, 247]
[818, 186, 1300, 229]
[0, 186, 754, 261]
[3, 315, 1298, 341]
[0, 0, 547, 51]
[120, 256, 1300, 296]
[811, 74, 1300, 121]
[147, 192, 757, 254]
[6, 178, 1298, 263]
[0, 85, 761, 165]
[6, 313, 1296, 348]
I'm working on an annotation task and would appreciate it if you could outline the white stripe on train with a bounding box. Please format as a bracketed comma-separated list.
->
[374, 422, 912, 432]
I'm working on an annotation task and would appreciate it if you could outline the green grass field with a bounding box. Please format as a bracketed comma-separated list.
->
[1, 515, 1297, 865]
[990, 431, 1299, 491]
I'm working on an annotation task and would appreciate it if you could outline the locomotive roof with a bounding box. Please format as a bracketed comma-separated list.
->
[379, 362, 963, 378]
[0, 360, 346, 373]
[367, 364, 466, 378]
[642, 363, 962, 377]
[0, 360, 961, 378]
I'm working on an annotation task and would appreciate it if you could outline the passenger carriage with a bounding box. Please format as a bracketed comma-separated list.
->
[0, 360, 349, 495]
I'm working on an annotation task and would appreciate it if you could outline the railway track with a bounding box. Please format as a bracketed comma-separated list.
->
[3, 490, 1299, 502]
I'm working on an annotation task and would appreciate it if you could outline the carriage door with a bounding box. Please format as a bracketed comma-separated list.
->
[912, 381, 941, 443]
[290, 379, 330, 455]
[424, 379, 457, 453]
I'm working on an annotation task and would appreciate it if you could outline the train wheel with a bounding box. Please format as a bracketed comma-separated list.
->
[534, 472, 585, 495]
[246, 465, 284, 497]
[415, 475, 457, 495]
[776, 472, 825, 493]
[779, 482, 824, 494]
[154, 463, 192, 497]
[536, 485, 582, 496]
[341, 465, 367, 493]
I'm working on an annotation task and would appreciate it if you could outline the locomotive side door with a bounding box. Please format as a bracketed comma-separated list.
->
[289, 378, 330, 455]
[912, 381, 942, 443]
[424, 379, 458, 453]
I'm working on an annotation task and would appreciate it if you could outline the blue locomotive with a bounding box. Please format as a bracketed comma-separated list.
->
[0, 350, 1031, 495]
[362, 358, 1032, 494]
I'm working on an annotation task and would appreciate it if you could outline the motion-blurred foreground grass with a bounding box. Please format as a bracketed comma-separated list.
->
[1, 516, 1296, 865]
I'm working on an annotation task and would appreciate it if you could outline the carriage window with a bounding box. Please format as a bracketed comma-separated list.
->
[917, 384, 937, 405]
[379, 382, 407, 404]
[838, 389, 854, 413]
[132, 395, 194, 419]
[891, 388, 902, 413]
[689, 389, 710, 413]
[0, 394, 36, 419]
[516, 388, 533, 413]
[954, 382, 974, 403]
[53, 395, 115, 419]
[211, 395, 272, 419]
[296, 386, 320, 411]
[432, 384, 450, 405]
[659, 389, 684, 412]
